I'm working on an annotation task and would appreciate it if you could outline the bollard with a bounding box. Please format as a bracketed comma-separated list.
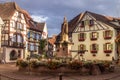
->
[59, 73, 63, 80]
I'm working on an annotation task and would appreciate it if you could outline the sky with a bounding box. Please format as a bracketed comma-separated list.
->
[1, 0, 120, 37]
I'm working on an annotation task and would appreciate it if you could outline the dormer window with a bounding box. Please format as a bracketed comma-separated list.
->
[80, 21, 84, 27]
[89, 20, 94, 26]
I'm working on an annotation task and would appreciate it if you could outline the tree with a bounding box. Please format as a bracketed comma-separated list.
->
[39, 39, 47, 55]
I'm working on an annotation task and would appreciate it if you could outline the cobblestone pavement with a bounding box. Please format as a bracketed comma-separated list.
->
[0, 64, 120, 80]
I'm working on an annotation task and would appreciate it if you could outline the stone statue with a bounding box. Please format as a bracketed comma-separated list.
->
[61, 16, 68, 41]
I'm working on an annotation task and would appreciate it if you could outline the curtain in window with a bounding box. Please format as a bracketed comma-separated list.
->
[17, 35, 23, 43]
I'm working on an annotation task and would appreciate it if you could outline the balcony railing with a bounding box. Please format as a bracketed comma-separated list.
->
[1, 40, 8, 46]
[10, 42, 24, 48]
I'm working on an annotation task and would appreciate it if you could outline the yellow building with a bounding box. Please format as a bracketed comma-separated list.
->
[70, 11, 120, 61]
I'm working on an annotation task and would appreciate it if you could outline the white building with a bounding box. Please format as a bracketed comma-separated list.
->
[70, 11, 120, 61]
[0, 2, 48, 62]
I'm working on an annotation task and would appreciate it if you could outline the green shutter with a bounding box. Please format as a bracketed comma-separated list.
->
[90, 44, 92, 51]
[111, 44, 113, 50]
[97, 44, 99, 51]
[110, 30, 113, 38]
[103, 31, 105, 38]
[78, 33, 80, 41]
[103, 44, 105, 51]
[90, 33, 91, 39]
[84, 33, 86, 40]
[84, 44, 86, 50]
[97, 32, 99, 38]
[78, 45, 80, 50]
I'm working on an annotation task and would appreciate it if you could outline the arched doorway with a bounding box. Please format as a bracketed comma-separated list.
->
[10, 50, 17, 60]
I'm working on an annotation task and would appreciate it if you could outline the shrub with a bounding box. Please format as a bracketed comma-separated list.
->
[68, 60, 82, 70]
[83, 62, 93, 69]
[46, 60, 61, 69]
[16, 59, 23, 66]
[30, 60, 40, 68]
[16, 60, 28, 68]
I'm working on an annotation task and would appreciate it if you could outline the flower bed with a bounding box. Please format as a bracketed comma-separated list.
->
[16, 59, 114, 75]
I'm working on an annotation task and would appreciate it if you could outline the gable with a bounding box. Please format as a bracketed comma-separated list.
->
[73, 13, 111, 33]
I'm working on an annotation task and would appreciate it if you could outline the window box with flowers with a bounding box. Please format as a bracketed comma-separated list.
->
[90, 44, 98, 56]
[104, 50, 112, 53]
[78, 33, 86, 41]
[103, 43, 113, 56]
[104, 30, 113, 39]
[78, 44, 86, 56]
[91, 50, 97, 53]
[90, 32, 98, 41]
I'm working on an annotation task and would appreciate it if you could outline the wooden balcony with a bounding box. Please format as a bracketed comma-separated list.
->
[1, 40, 9, 46]
[1, 30, 9, 34]
[10, 42, 24, 48]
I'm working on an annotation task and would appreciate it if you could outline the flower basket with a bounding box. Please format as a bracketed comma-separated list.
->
[104, 50, 112, 53]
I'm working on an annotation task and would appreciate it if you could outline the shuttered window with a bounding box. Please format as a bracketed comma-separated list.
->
[78, 44, 86, 53]
[90, 32, 99, 40]
[78, 33, 86, 41]
[103, 43, 113, 53]
[90, 44, 98, 53]
[104, 30, 113, 39]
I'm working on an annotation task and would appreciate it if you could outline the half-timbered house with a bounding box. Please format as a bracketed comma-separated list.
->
[69, 11, 120, 61]
[0, 2, 48, 62]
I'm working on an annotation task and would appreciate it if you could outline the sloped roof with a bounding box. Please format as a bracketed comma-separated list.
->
[69, 11, 120, 33]
[87, 11, 120, 29]
[0, 2, 45, 32]
[27, 19, 45, 32]
[48, 35, 57, 46]
[0, 2, 23, 20]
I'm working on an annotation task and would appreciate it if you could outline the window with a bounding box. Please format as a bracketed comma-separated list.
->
[89, 20, 94, 26]
[103, 43, 113, 53]
[80, 21, 84, 27]
[27, 31, 30, 39]
[36, 34, 39, 40]
[90, 32, 98, 40]
[17, 35, 23, 43]
[17, 22, 23, 30]
[32, 32, 35, 39]
[104, 30, 112, 39]
[78, 44, 86, 53]
[90, 44, 98, 53]
[12, 35, 16, 42]
[12, 34, 23, 43]
[30, 43, 34, 51]
[78, 33, 85, 41]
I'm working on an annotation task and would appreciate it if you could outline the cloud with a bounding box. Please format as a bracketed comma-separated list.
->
[5, 0, 120, 36]
[31, 15, 48, 22]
